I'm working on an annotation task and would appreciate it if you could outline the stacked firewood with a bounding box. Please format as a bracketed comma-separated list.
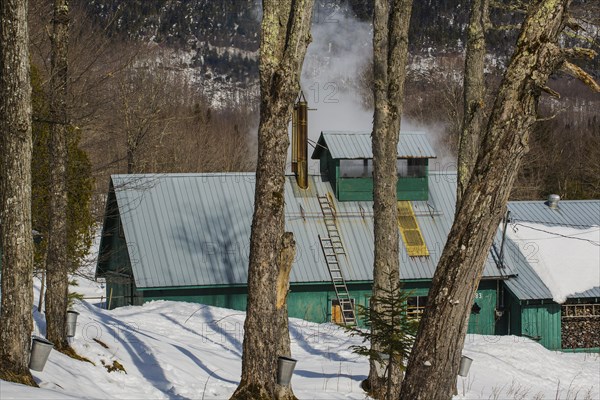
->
[561, 304, 600, 349]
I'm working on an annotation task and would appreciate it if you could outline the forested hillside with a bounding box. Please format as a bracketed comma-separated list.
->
[29, 0, 599, 216]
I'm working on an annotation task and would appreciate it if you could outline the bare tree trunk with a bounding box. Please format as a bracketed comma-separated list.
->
[456, 0, 488, 210]
[230, 1, 314, 399]
[45, 0, 70, 351]
[126, 146, 135, 174]
[368, 0, 413, 398]
[400, 1, 580, 399]
[274, 232, 296, 400]
[0, 0, 37, 386]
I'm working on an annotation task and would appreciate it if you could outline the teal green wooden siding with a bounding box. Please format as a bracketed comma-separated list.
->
[520, 304, 561, 349]
[96, 191, 132, 279]
[109, 281, 499, 334]
[106, 277, 143, 308]
[326, 158, 339, 196]
[507, 289, 522, 336]
[402, 281, 498, 335]
[337, 176, 429, 201]
[504, 287, 562, 350]
[467, 281, 497, 335]
[141, 286, 248, 311]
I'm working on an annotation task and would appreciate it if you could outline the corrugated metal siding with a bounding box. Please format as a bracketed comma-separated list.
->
[109, 171, 509, 289]
[312, 132, 437, 159]
[501, 200, 600, 301]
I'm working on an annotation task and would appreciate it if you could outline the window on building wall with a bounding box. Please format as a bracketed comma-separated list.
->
[407, 158, 427, 177]
[407, 295, 428, 319]
[331, 298, 356, 324]
[339, 158, 427, 178]
[397, 159, 408, 177]
[340, 159, 372, 178]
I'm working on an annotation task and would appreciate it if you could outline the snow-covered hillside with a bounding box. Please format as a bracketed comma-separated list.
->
[2, 232, 599, 399]
[1, 272, 598, 400]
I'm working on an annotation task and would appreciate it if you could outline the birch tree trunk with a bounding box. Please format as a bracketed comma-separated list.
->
[368, 0, 413, 398]
[45, 0, 70, 351]
[400, 1, 578, 399]
[456, 0, 488, 210]
[0, 0, 37, 386]
[230, 1, 314, 399]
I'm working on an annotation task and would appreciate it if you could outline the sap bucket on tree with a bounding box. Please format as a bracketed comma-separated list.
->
[66, 310, 80, 337]
[458, 355, 473, 377]
[375, 352, 390, 377]
[277, 356, 297, 386]
[29, 336, 54, 371]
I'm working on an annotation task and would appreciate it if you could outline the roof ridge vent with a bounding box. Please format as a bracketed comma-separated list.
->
[547, 194, 560, 209]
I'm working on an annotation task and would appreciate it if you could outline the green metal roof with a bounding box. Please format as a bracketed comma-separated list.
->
[311, 131, 437, 160]
[97, 172, 510, 290]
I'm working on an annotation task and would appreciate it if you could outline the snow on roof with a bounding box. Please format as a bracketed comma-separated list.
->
[505, 222, 600, 303]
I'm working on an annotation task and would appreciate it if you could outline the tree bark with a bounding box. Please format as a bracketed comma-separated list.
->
[0, 0, 37, 386]
[45, 0, 70, 351]
[400, 1, 574, 399]
[368, 0, 413, 398]
[274, 232, 296, 400]
[456, 0, 488, 211]
[230, 1, 314, 399]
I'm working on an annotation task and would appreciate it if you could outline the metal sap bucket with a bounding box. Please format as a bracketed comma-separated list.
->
[66, 310, 80, 337]
[458, 355, 473, 377]
[277, 356, 297, 386]
[29, 336, 54, 371]
[375, 353, 390, 378]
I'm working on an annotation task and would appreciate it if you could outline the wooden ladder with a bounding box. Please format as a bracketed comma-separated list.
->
[318, 195, 356, 326]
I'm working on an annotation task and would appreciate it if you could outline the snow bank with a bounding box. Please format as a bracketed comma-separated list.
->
[2, 230, 599, 399]
[2, 295, 598, 399]
[506, 222, 600, 303]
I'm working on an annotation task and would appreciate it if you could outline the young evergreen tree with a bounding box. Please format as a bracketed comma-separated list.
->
[345, 275, 418, 400]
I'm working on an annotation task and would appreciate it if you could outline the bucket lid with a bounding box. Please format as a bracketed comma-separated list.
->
[67, 310, 80, 315]
[32, 336, 54, 345]
[278, 356, 297, 362]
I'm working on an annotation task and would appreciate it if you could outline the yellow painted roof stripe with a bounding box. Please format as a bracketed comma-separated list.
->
[397, 201, 430, 257]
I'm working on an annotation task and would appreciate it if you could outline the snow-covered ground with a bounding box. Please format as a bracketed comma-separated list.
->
[1, 232, 599, 399]
[2, 277, 598, 399]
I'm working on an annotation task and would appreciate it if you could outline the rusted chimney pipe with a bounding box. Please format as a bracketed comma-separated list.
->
[292, 92, 308, 189]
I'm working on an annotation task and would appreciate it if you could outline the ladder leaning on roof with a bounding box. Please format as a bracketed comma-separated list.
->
[317, 194, 356, 326]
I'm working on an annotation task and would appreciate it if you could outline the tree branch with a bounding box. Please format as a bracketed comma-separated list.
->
[560, 61, 600, 92]
[539, 85, 561, 98]
[490, 24, 522, 31]
[562, 47, 597, 60]
[489, 0, 527, 14]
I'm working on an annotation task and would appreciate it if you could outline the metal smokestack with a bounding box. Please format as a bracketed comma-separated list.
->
[292, 92, 308, 189]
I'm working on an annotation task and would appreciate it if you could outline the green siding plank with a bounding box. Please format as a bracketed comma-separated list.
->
[336, 176, 429, 202]
[467, 284, 497, 335]
[108, 275, 499, 336]
[521, 304, 561, 349]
